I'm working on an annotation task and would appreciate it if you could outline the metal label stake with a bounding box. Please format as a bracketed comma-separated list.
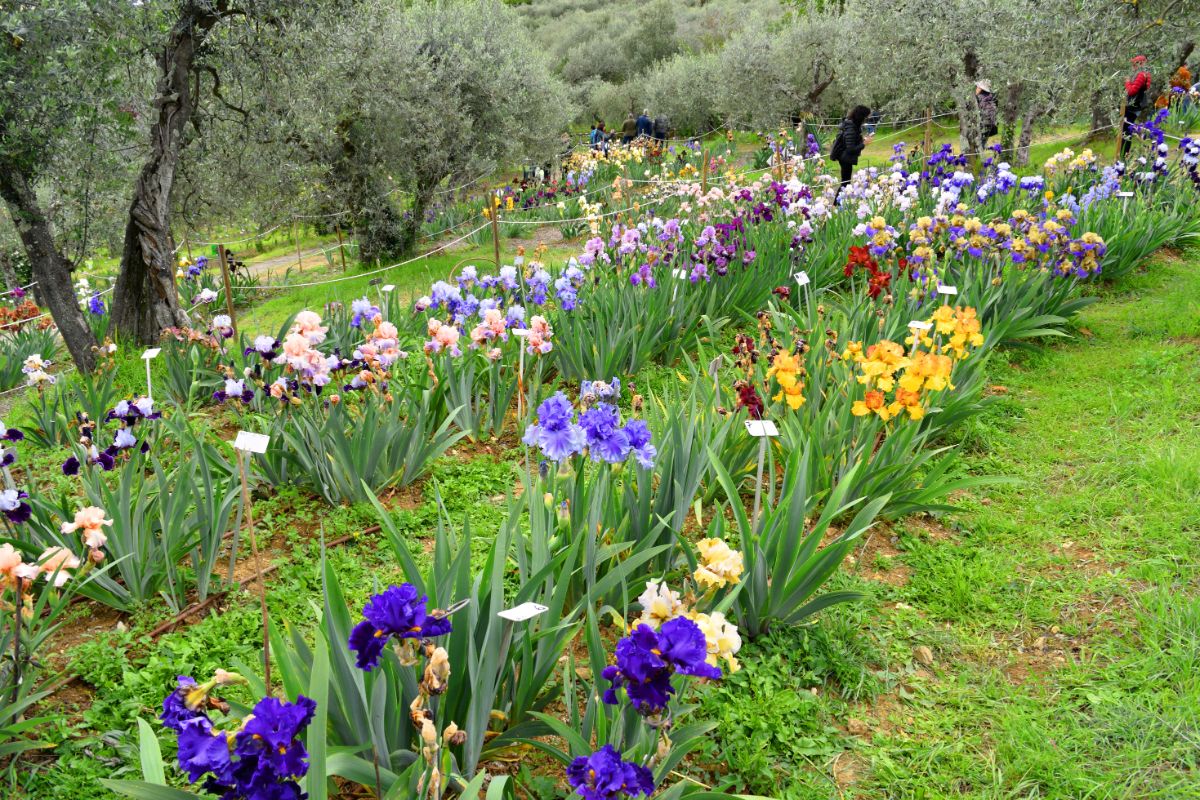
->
[745, 419, 779, 529]
[233, 431, 272, 693]
[141, 348, 161, 402]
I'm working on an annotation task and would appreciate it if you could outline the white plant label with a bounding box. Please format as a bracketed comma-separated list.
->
[671, 268, 689, 280]
[512, 328, 531, 338]
[498, 602, 548, 622]
[936, 285, 958, 296]
[908, 320, 934, 331]
[794, 271, 810, 287]
[513, 255, 525, 266]
[233, 431, 271, 454]
[381, 284, 395, 293]
[744, 419, 779, 437]
[141, 348, 162, 360]
[1116, 191, 1135, 198]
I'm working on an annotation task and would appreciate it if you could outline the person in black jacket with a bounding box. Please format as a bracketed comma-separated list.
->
[832, 105, 872, 198]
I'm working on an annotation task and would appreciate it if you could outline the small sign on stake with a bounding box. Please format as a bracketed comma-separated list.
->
[1115, 190, 1135, 198]
[908, 320, 934, 331]
[744, 419, 779, 438]
[233, 431, 271, 454]
[381, 284, 395, 293]
[513, 255, 525, 266]
[141, 348, 161, 401]
[794, 271, 810, 287]
[936, 285, 958, 296]
[671, 268, 689, 280]
[498, 602, 548, 622]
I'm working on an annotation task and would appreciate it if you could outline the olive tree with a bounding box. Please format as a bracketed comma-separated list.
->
[715, 10, 846, 129]
[301, 0, 574, 258]
[0, 2, 141, 371]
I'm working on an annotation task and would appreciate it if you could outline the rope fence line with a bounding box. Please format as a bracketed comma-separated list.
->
[955, 122, 1119, 160]
[800, 110, 958, 131]
[8, 285, 116, 328]
[0, 279, 39, 298]
[228, 221, 492, 291]
[226, 190, 683, 293]
[188, 224, 285, 248]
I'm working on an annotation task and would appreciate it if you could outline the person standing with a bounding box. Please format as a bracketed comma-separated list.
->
[1121, 55, 1152, 158]
[831, 105, 872, 198]
[621, 112, 637, 144]
[976, 80, 998, 149]
[636, 109, 652, 139]
[589, 123, 604, 151]
[653, 113, 669, 142]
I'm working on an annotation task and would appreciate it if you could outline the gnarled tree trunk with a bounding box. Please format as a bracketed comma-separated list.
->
[0, 160, 97, 372]
[1015, 102, 1053, 167]
[957, 49, 981, 156]
[111, 3, 228, 343]
[1001, 81, 1023, 155]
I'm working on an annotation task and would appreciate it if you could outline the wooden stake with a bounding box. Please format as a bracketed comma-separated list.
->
[700, 141, 708, 193]
[334, 223, 348, 272]
[1115, 97, 1128, 162]
[216, 245, 237, 334]
[490, 205, 501, 270]
[293, 220, 303, 273]
[237, 450, 271, 694]
[923, 107, 934, 157]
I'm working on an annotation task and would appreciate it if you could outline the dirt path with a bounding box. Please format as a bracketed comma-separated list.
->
[241, 245, 339, 282]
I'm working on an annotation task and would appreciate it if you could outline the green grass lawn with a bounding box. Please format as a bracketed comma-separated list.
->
[695, 250, 1200, 798]
[855, 120, 1123, 173]
[233, 237, 580, 334]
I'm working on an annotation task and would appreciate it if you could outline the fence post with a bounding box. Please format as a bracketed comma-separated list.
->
[490, 203, 501, 269]
[923, 107, 933, 157]
[1115, 97, 1128, 162]
[700, 141, 708, 193]
[293, 220, 303, 273]
[334, 222, 348, 273]
[217, 244, 237, 333]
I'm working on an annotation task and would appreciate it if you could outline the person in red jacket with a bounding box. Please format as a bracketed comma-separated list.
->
[1122, 55, 1152, 158]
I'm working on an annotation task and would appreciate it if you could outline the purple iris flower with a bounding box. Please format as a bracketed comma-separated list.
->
[177, 721, 234, 785]
[235, 694, 317, 779]
[566, 745, 655, 800]
[623, 419, 657, 469]
[504, 304, 526, 327]
[601, 618, 721, 714]
[350, 297, 381, 328]
[527, 269, 551, 305]
[498, 266, 519, 292]
[348, 583, 452, 671]
[0, 489, 31, 523]
[522, 392, 587, 462]
[113, 427, 137, 450]
[162, 676, 316, 799]
[579, 403, 630, 463]
[213, 378, 255, 404]
[160, 676, 205, 731]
